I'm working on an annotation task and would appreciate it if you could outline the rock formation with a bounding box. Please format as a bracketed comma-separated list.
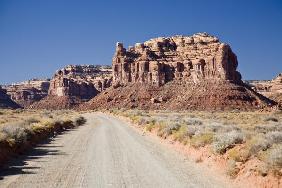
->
[3, 79, 50, 107]
[48, 65, 112, 99]
[31, 65, 112, 109]
[82, 33, 276, 110]
[113, 33, 241, 86]
[248, 73, 282, 106]
[0, 86, 21, 109]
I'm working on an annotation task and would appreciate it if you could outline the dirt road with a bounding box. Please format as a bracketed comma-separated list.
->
[0, 113, 232, 188]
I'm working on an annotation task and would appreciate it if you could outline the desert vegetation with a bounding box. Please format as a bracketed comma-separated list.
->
[111, 109, 282, 178]
[0, 109, 86, 165]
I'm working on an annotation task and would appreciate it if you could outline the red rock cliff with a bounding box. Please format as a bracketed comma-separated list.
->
[112, 33, 241, 87]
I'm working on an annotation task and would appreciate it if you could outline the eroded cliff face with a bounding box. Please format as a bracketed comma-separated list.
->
[30, 65, 113, 110]
[48, 65, 112, 99]
[3, 79, 50, 107]
[82, 33, 276, 111]
[112, 33, 241, 87]
[248, 73, 282, 105]
[0, 86, 20, 109]
[271, 73, 282, 93]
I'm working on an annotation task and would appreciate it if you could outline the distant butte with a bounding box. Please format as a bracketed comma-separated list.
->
[81, 33, 276, 110]
[30, 65, 112, 109]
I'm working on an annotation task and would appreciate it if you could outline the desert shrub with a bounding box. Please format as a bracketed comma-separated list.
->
[42, 111, 53, 119]
[167, 122, 181, 131]
[173, 125, 189, 143]
[130, 115, 141, 123]
[227, 146, 251, 162]
[62, 119, 74, 128]
[266, 131, 282, 145]
[206, 122, 225, 133]
[140, 117, 157, 129]
[126, 110, 144, 117]
[254, 124, 282, 133]
[186, 126, 198, 137]
[213, 130, 245, 154]
[137, 117, 151, 126]
[185, 118, 203, 126]
[74, 116, 87, 126]
[31, 123, 49, 133]
[157, 122, 180, 138]
[190, 132, 214, 148]
[264, 117, 279, 122]
[24, 117, 40, 125]
[265, 145, 282, 174]
[145, 123, 155, 132]
[248, 136, 271, 155]
[0, 132, 8, 142]
[226, 159, 240, 178]
[1, 124, 30, 146]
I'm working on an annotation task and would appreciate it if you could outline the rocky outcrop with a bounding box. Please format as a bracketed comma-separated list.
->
[248, 73, 282, 106]
[3, 79, 50, 107]
[0, 86, 21, 109]
[48, 65, 112, 99]
[31, 65, 112, 109]
[113, 33, 242, 87]
[82, 33, 275, 111]
[271, 73, 282, 94]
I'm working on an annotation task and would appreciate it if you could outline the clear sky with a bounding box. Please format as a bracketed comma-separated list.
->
[0, 0, 282, 84]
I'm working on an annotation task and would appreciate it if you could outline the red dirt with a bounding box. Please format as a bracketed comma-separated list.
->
[29, 96, 82, 110]
[80, 81, 276, 111]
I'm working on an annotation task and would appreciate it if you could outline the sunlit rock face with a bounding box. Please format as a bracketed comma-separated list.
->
[112, 33, 242, 87]
[248, 73, 282, 106]
[0, 86, 20, 109]
[3, 79, 50, 107]
[48, 65, 112, 99]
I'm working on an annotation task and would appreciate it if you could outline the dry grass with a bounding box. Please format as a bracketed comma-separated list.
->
[0, 109, 86, 147]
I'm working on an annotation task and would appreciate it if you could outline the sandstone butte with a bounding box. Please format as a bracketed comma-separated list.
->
[80, 33, 276, 110]
[29, 65, 112, 110]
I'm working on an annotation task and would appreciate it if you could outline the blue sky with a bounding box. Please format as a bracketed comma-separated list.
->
[0, 0, 282, 84]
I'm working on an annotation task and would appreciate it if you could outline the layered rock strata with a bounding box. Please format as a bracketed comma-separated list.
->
[31, 65, 112, 109]
[248, 73, 282, 105]
[3, 79, 50, 107]
[82, 33, 275, 110]
[48, 65, 112, 99]
[0, 86, 20, 109]
[113, 33, 242, 86]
